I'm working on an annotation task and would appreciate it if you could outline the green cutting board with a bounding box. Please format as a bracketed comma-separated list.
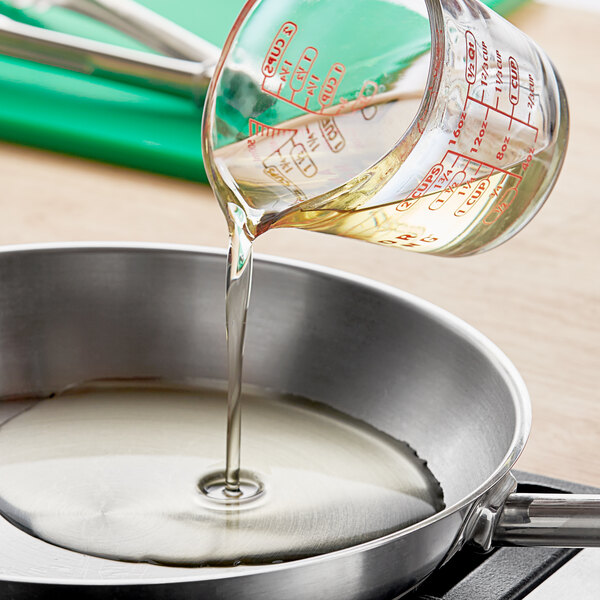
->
[0, 0, 526, 183]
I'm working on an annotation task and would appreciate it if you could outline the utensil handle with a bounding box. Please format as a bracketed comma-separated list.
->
[493, 493, 600, 547]
[60, 0, 221, 63]
[0, 14, 209, 100]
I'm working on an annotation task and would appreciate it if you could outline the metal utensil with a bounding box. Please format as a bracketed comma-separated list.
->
[0, 12, 213, 100]
[0, 243, 597, 600]
[8, 0, 220, 61]
[0, 0, 264, 106]
[0, 0, 223, 101]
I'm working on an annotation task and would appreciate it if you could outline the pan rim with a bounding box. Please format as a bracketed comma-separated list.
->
[0, 242, 531, 585]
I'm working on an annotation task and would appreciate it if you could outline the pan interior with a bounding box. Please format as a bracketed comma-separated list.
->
[0, 379, 443, 566]
[0, 246, 526, 571]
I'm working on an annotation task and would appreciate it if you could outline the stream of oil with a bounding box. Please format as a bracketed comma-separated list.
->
[0, 81, 554, 571]
[0, 380, 444, 566]
[0, 106, 449, 572]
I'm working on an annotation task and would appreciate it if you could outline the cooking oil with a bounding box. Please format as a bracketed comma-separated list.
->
[0, 380, 444, 566]
[213, 104, 560, 257]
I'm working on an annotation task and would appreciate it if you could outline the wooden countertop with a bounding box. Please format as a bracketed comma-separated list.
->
[0, 1, 598, 485]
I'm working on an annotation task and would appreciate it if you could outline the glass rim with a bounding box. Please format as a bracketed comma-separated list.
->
[201, 0, 447, 193]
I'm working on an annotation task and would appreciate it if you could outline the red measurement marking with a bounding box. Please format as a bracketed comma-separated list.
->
[248, 119, 297, 138]
[521, 146, 535, 171]
[400, 163, 445, 212]
[465, 31, 477, 84]
[353, 80, 378, 112]
[480, 40, 489, 88]
[490, 173, 508, 195]
[306, 74, 320, 98]
[262, 165, 305, 201]
[379, 233, 439, 248]
[290, 47, 318, 93]
[455, 178, 491, 216]
[509, 57, 520, 105]
[279, 59, 293, 83]
[291, 142, 317, 177]
[319, 117, 345, 153]
[410, 163, 444, 199]
[262, 132, 318, 192]
[483, 187, 518, 225]
[446, 150, 522, 181]
[318, 63, 346, 110]
[429, 171, 466, 211]
[261, 90, 321, 115]
[466, 95, 539, 133]
[262, 22, 297, 78]
[396, 148, 522, 215]
[464, 88, 470, 112]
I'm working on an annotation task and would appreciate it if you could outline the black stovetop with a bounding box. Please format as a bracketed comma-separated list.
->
[407, 471, 600, 600]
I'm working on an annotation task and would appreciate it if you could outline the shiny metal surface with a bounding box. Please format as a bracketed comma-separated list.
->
[24, 0, 222, 63]
[495, 494, 600, 547]
[0, 243, 529, 599]
[0, 14, 211, 100]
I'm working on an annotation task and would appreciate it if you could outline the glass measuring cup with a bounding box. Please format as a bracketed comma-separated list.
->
[202, 0, 568, 257]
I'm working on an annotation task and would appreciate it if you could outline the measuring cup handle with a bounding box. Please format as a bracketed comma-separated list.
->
[492, 493, 600, 547]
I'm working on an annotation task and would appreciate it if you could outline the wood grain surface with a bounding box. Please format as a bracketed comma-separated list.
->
[0, 2, 597, 485]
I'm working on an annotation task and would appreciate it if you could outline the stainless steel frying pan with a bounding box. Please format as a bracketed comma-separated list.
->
[0, 243, 598, 599]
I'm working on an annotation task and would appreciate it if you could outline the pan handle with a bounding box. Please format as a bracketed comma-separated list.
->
[492, 493, 600, 547]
